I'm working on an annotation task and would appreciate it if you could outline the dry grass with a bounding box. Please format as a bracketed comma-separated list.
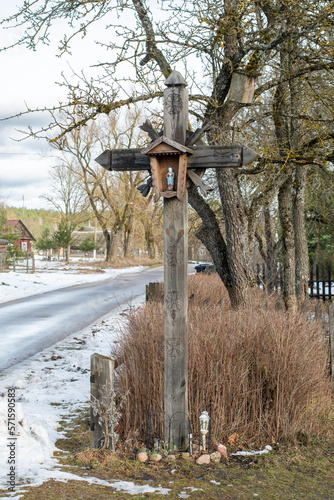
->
[75, 448, 120, 466]
[111, 275, 333, 447]
[74, 267, 106, 274]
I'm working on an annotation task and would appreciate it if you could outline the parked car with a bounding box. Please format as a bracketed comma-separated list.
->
[194, 263, 216, 274]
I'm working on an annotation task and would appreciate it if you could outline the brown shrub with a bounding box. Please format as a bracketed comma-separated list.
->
[112, 276, 333, 447]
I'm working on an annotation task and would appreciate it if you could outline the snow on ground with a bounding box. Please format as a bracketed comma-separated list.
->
[0, 257, 144, 305]
[232, 445, 273, 456]
[0, 297, 172, 498]
[0, 259, 272, 498]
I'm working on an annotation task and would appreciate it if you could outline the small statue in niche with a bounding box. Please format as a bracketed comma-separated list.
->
[166, 167, 175, 191]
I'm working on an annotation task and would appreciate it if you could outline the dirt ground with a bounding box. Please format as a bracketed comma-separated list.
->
[1, 408, 333, 500]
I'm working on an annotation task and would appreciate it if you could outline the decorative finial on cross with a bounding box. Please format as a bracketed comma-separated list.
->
[165, 70, 188, 87]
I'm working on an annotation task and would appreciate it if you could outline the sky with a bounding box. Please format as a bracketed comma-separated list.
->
[0, 3, 135, 210]
[0, 2, 196, 212]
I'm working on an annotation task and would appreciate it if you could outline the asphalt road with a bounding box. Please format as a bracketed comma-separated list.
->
[0, 266, 169, 373]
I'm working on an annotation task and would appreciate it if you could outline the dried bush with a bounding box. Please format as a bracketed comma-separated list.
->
[111, 275, 333, 446]
[89, 382, 128, 451]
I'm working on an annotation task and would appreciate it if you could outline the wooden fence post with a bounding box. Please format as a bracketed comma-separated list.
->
[328, 302, 334, 392]
[90, 353, 115, 449]
[146, 282, 164, 302]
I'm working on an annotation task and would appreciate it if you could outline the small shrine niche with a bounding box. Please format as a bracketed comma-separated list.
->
[142, 136, 193, 202]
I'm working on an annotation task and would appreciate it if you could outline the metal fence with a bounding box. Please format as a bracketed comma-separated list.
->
[255, 263, 334, 301]
[309, 264, 334, 300]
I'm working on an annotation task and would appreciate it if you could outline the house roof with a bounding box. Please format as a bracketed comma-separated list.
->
[6, 219, 36, 241]
[6, 219, 19, 227]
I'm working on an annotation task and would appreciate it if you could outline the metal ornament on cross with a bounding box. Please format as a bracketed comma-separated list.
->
[95, 70, 257, 450]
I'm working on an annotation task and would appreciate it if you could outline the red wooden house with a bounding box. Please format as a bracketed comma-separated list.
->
[6, 219, 36, 253]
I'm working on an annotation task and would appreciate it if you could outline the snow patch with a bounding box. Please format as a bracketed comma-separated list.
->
[0, 258, 144, 305]
[0, 299, 143, 496]
[232, 445, 273, 456]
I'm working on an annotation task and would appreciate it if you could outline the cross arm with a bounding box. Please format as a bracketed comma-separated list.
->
[95, 149, 149, 171]
[95, 145, 257, 171]
[185, 121, 213, 147]
[187, 170, 214, 197]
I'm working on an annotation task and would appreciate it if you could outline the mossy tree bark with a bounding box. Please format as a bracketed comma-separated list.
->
[278, 176, 298, 312]
[217, 169, 256, 309]
[293, 165, 309, 301]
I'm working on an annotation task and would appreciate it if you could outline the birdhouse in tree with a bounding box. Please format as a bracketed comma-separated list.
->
[141, 136, 193, 202]
[227, 71, 256, 104]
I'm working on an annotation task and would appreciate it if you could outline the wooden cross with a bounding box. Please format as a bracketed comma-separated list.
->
[96, 71, 257, 449]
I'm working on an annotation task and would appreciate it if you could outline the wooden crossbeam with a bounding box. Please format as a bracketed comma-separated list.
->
[95, 144, 257, 171]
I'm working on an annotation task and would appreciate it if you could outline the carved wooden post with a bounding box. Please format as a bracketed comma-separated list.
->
[90, 353, 114, 449]
[94, 70, 258, 450]
[163, 72, 188, 448]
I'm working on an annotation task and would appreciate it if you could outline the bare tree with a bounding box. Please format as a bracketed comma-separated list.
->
[2, 0, 334, 307]
[53, 109, 153, 260]
[42, 163, 89, 261]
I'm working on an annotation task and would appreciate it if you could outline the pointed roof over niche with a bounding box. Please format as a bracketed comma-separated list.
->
[6, 219, 36, 241]
[165, 70, 187, 87]
[141, 136, 193, 156]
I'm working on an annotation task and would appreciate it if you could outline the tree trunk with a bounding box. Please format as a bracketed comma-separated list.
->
[278, 176, 297, 311]
[188, 171, 256, 310]
[264, 203, 277, 292]
[110, 230, 120, 260]
[273, 45, 298, 312]
[217, 169, 256, 309]
[188, 184, 229, 274]
[145, 226, 156, 259]
[123, 227, 131, 257]
[255, 202, 278, 293]
[103, 229, 112, 262]
[293, 165, 309, 301]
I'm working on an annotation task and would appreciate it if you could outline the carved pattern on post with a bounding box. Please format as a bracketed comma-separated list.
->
[166, 242, 178, 267]
[166, 92, 183, 115]
[164, 199, 183, 221]
[166, 337, 184, 360]
[165, 291, 184, 311]
[165, 228, 185, 267]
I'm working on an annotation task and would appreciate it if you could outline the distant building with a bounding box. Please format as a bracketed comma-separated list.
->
[6, 219, 36, 253]
[188, 242, 212, 263]
[71, 226, 106, 257]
